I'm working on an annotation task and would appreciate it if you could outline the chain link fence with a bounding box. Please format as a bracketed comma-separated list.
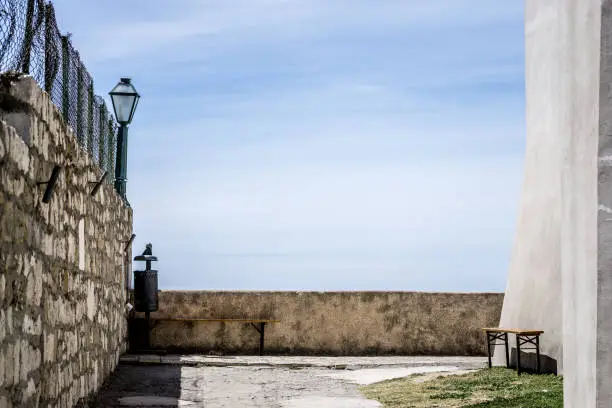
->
[0, 0, 118, 181]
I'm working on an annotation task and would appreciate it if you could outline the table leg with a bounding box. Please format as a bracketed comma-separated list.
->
[486, 332, 492, 368]
[536, 335, 541, 374]
[504, 333, 510, 368]
[516, 334, 521, 375]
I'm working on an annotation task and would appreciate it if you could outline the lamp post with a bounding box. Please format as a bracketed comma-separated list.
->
[109, 77, 140, 202]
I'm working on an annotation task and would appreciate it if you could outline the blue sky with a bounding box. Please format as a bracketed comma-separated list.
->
[54, 0, 525, 291]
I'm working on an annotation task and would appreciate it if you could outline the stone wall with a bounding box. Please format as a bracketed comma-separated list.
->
[135, 291, 503, 356]
[0, 74, 133, 407]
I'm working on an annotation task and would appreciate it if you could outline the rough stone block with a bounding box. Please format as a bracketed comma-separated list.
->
[67, 332, 78, 357]
[0, 274, 5, 304]
[24, 378, 36, 399]
[79, 375, 86, 400]
[44, 298, 59, 326]
[4, 345, 12, 387]
[22, 314, 41, 336]
[5, 307, 12, 337]
[49, 201, 61, 236]
[2, 112, 32, 147]
[10, 175, 25, 198]
[0, 310, 4, 344]
[41, 232, 52, 256]
[53, 235, 66, 261]
[0, 348, 5, 387]
[36, 121, 50, 161]
[66, 232, 77, 265]
[86, 283, 97, 321]
[5, 76, 38, 109]
[27, 114, 39, 150]
[59, 299, 75, 326]
[20, 340, 41, 382]
[25, 259, 42, 307]
[43, 332, 55, 363]
[6, 125, 30, 173]
[12, 340, 19, 385]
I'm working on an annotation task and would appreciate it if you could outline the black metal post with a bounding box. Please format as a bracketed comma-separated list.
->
[20, 0, 36, 73]
[44, 5, 56, 94]
[516, 334, 521, 375]
[114, 124, 128, 201]
[76, 66, 83, 144]
[87, 84, 94, 155]
[61, 36, 70, 122]
[108, 118, 116, 180]
[536, 336, 541, 374]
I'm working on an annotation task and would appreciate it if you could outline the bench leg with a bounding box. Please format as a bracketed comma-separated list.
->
[486, 332, 492, 368]
[259, 322, 265, 356]
[504, 333, 510, 368]
[516, 334, 521, 375]
[536, 335, 541, 374]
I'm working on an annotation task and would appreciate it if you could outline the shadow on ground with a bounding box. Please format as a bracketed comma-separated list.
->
[510, 349, 557, 374]
[90, 364, 182, 408]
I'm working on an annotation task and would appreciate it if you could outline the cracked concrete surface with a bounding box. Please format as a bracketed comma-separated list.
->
[93, 356, 486, 407]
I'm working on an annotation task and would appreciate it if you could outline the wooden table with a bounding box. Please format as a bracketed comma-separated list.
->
[481, 328, 544, 375]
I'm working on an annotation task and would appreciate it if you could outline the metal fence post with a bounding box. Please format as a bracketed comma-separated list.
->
[99, 104, 107, 170]
[61, 35, 69, 123]
[20, 0, 36, 74]
[108, 119, 116, 183]
[76, 66, 83, 144]
[87, 83, 94, 157]
[43, 4, 56, 94]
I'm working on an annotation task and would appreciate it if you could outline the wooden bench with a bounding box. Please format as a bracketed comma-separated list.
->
[133, 317, 280, 356]
[482, 328, 544, 375]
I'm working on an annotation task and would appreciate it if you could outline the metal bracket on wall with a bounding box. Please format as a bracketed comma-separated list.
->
[88, 170, 108, 196]
[36, 165, 62, 203]
[124, 234, 136, 253]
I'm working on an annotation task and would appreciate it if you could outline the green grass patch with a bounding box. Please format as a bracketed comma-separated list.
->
[359, 367, 562, 407]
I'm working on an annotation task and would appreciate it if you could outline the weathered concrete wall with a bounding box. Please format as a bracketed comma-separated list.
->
[135, 291, 503, 355]
[499, 0, 612, 406]
[0, 75, 133, 407]
[563, 1, 600, 406]
[494, 0, 567, 375]
[596, 5, 612, 408]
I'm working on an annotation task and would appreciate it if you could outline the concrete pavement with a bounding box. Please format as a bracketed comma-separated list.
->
[92, 355, 486, 407]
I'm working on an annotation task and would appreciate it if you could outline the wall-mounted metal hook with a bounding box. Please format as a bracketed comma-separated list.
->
[37, 165, 62, 204]
[124, 233, 136, 253]
[89, 170, 108, 196]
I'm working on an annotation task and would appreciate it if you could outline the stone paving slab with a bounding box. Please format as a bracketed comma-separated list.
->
[119, 354, 487, 370]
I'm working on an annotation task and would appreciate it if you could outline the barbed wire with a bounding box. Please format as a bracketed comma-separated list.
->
[0, 0, 118, 183]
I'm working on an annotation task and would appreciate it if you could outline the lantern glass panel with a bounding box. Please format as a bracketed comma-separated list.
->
[110, 79, 140, 124]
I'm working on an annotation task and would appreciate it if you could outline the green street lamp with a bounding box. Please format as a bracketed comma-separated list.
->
[109, 77, 140, 202]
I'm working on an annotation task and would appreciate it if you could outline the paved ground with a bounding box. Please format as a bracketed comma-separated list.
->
[92, 356, 487, 407]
